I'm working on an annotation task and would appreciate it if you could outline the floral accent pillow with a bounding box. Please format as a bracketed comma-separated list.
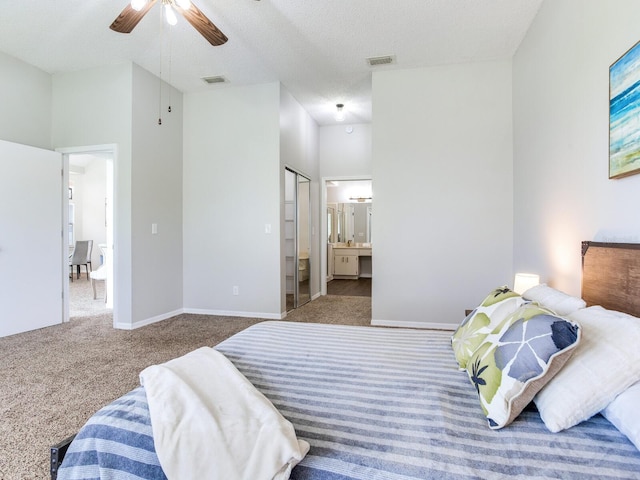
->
[465, 304, 581, 429]
[451, 287, 526, 370]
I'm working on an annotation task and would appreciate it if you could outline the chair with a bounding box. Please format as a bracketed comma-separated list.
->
[90, 266, 107, 302]
[90, 244, 108, 302]
[69, 240, 93, 281]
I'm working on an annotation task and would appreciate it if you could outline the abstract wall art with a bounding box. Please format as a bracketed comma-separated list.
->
[610, 40, 640, 179]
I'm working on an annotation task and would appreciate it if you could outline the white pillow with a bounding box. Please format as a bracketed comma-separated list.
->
[601, 381, 640, 451]
[522, 284, 586, 316]
[534, 306, 640, 432]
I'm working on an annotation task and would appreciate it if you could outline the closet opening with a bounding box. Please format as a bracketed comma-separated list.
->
[284, 167, 311, 312]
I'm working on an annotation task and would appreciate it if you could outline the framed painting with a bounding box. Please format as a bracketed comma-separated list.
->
[610, 40, 640, 179]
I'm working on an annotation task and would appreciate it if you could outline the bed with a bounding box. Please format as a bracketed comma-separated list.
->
[53, 242, 640, 480]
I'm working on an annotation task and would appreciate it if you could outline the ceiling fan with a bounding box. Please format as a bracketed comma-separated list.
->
[110, 0, 228, 46]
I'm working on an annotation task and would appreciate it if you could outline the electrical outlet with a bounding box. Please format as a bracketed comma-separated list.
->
[233, 286, 239, 296]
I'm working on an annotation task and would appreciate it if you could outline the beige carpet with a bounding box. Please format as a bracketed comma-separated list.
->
[68, 274, 109, 318]
[0, 294, 371, 479]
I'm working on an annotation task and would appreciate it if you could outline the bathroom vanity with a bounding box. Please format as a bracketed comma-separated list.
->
[331, 244, 372, 279]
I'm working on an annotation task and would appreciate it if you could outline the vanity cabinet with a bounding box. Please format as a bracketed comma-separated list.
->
[334, 253, 359, 276]
[331, 246, 372, 279]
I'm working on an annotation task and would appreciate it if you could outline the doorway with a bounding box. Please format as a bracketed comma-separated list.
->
[284, 167, 311, 312]
[60, 145, 115, 323]
[321, 177, 372, 297]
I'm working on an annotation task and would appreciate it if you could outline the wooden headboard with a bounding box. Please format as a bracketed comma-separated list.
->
[581, 241, 640, 317]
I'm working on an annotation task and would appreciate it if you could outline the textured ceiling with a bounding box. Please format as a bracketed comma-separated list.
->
[0, 0, 543, 126]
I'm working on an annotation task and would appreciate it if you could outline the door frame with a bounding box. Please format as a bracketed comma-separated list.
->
[283, 165, 312, 312]
[320, 175, 372, 296]
[57, 144, 117, 326]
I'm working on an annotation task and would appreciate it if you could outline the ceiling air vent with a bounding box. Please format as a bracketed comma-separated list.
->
[202, 75, 228, 85]
[366, 55, 395, 67]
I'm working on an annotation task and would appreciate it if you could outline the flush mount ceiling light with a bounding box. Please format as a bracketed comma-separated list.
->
[335, 103, 345, 122]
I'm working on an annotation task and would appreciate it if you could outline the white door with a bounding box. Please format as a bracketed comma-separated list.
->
[0, 139, 62, 337]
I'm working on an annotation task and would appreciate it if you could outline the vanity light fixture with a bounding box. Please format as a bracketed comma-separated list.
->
[513, 273, 540, 295]
[335, 103, 345, 122]
[349, 196, 372, 203]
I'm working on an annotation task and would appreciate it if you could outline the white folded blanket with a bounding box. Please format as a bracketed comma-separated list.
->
[140, 347, 310, 480]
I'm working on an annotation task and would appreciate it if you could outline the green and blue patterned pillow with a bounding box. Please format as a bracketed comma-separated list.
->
[465, 303, 581, 429]
[451, 287, 527, 370]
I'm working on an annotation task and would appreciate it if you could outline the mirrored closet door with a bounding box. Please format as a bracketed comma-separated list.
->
[285, 168, 311, 311]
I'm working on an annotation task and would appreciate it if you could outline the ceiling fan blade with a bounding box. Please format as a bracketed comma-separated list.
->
[110, 0, 159, 34]
[177, 2, 228, 46]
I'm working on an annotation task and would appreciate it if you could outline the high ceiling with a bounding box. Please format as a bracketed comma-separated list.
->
[0, 0, 543, 126]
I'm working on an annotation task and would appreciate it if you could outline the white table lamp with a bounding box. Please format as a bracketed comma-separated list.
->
[513, 273, 540, 295]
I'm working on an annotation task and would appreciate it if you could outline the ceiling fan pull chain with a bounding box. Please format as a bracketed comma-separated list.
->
[158, 4, 164, 126]
[168, 22, 172, 114]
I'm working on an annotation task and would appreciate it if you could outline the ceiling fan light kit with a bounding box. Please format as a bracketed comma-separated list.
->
[164, 3, 178, 25]
[110, 0, 228, 46]
[131, 0, 148, 11]
[175, 0, 191, 9]
[110, 0, 229, 126]
[132, 0, 191, 13]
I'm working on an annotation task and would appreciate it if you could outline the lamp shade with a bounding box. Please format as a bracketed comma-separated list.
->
[513, 273, 540, 295]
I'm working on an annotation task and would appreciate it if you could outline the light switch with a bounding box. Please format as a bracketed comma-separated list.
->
[152, 223, 158, 235]
[265, 224, 272, 234]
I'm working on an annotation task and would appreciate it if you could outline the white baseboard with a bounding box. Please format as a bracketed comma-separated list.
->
[371, 319, 456, 331]
[115, 308, 185, 330]
[115, 306, 300, 330]
[183, 308, 282, 320]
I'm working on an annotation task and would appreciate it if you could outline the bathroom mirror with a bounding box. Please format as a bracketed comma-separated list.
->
[329, 202, 372, 244]
[326, 179, 372, 245]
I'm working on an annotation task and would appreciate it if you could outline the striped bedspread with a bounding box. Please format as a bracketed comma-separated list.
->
[60, 321, 640, 480]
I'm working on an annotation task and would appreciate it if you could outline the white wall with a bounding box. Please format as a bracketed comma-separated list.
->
[69, 156, 107, 269]
[131, 64, 184, 323]
[183, 83, 282, 318]
[279, 86, 320, 311]
[52, 63, 134, 326]
[372, 61, 514, 328]
[53, 62, 184, 328]
[513, 0, 640, 296]
[0, 51, 51, 149]
[69, 177, 84, 251]
[319, 124, 372, 178]
[318, 124, 372, 294]
[83, 158, 107, 269]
